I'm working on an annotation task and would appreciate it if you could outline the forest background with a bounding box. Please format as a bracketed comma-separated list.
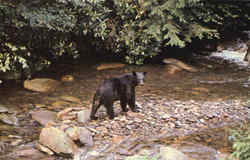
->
[0, 0, 249, 77]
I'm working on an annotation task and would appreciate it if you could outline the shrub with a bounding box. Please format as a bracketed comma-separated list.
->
[230, 124, 250, 160]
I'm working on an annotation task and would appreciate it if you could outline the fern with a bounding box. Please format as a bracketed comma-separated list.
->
[230, 124, 250, 160]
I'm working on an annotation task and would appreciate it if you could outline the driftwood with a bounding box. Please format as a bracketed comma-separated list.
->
[96, 63, 125, 70]
[163, 58, 198, 72]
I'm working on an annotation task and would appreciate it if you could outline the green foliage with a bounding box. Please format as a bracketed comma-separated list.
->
[230, 124, 250, 160]
[0, 0, 249, 75]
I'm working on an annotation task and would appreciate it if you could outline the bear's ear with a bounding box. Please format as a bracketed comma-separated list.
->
[132, 71, 137, 76]
[143, 72, 147, 75]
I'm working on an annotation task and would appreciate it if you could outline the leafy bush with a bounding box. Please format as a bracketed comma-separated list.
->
[230, 124, 250, 160]
[0, 0, 249, 75]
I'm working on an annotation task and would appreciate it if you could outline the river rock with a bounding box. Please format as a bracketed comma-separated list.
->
[172, 143, 217, 160]
[0, 113, 19, 126]
[57, 108, 74, 120]
[14, 147, 46, 159]
[0, 104, 8, 113]
[24, 78, 61, 92]
[0, 142, 10, 154]
[31, 110, 57, 126]
[39, 126, 78, 155]
[160, 147, 189, 160]
[48, 100, 70, 110]
[78, 127, 93, 147]
[96, 63, 125, 70]
[77, 110, 91, 123]
[36, 142, 54, 155]
[164, 64, 182, 74]
[60, 96, 81, 103]
[64, 126, 93, 146]
[65, 126, 79, 141]
[61, 75, 74, 82]
[10, 139, 23, 146]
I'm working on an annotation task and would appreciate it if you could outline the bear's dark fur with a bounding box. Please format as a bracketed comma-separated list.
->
[90, 71, 147, 120]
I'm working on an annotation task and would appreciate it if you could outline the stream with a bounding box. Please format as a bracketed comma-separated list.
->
[0, 50, 249, 160]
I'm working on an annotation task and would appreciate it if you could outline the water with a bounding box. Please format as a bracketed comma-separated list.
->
[0, 52, 249, 159]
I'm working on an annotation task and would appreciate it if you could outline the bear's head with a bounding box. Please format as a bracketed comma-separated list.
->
[132, 71, 147, 85]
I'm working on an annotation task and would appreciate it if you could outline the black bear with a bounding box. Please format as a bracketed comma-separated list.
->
[90, 71, 147, 120]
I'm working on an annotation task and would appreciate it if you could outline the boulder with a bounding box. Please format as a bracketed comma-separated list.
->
[30, 110, 57, 126]
[39, 126, 78, 155]
[65, 126, 79, 141]
[24, 78, 61, 92]
[96, 63, 125, 70]
[77, 110, 91, 123]
[160, 147, 188, 160]
[78, 127, 93, 147]
[64, 126, 93, 146]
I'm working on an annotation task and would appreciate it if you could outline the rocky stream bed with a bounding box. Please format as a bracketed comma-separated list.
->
[0, 49, 249, 160]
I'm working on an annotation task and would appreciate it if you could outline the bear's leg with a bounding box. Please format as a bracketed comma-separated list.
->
[90, 103, 101, 120]
[104, 100, 115, 119]
[128, 89, 139, 112]
[90, 95, 102, 120]
[120, 95, 129, 112]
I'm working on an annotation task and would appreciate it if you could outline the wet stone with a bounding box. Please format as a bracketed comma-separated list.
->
[36, 142, 54, 155]
[59, 96, 81, 104]
[13, 147, 46, 159]
[173, 143, 218, 160]
[160, 147, 189, 160]
[77, 110, 91, 123]
[78, 127, 94, 147]
[65, 126, 79, 141]
[10, 139, 23, 146]
[0, 104, 8, 113]
[24, 78, 61, 93]
[0, 113, 19, 126]
[30, 110, 57, 126]
[39, 126, 79, 155]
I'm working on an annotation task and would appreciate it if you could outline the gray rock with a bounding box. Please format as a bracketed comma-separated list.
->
[78, 127, 93, 147]
[0, 113, 19, 126]
[36, 142, 54, 155]
[77, 110, 91, 123]
[24, 78, 61, 92]
[174, 143, 217, 160]
[0, 104, 8, 113]
[39, 126, 78, 155]
[160, 147, 188, 160]
[30, 110, 57, 126]
[14, 147, 46, 159]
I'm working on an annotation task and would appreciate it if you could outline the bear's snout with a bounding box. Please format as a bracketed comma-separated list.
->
[138, 80, 144, 85]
